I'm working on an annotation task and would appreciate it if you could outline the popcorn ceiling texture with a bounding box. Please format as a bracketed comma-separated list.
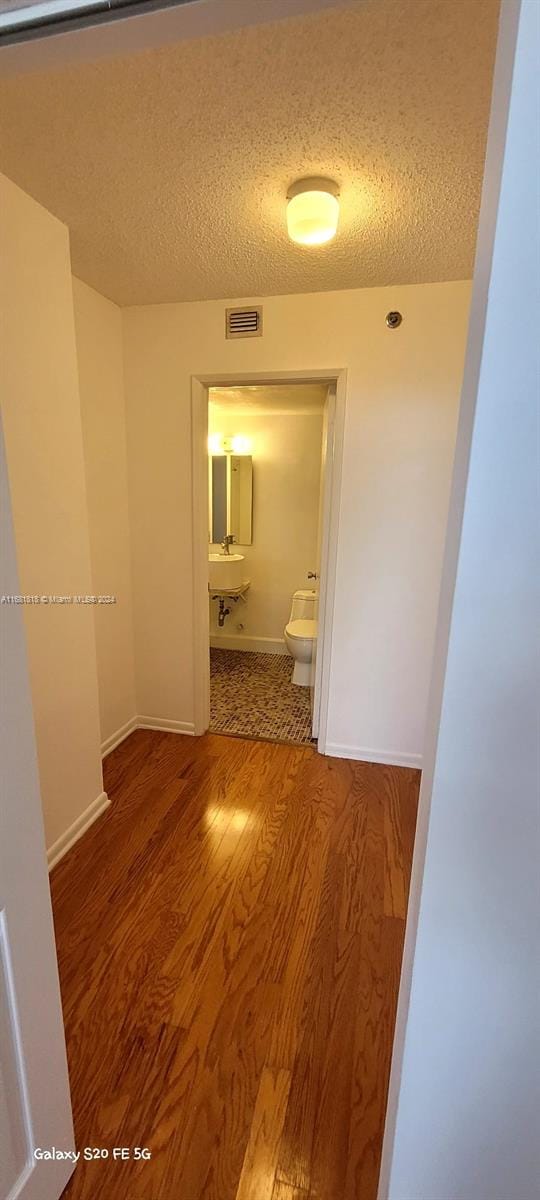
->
[0, 0, 499, 305]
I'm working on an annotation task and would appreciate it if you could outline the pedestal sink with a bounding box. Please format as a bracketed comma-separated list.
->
[208, 553, 245, 591]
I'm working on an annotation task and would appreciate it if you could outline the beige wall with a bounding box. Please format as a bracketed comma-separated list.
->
[73, 277, 136, 747]
[0, 173, 103, 851]
[208, 402, 324, 649]
[122, 280, 471, 762]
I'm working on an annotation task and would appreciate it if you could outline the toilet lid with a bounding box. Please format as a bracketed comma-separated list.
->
[285, 619, 317, 639]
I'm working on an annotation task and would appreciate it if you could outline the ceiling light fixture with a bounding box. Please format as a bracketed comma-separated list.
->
[286, 177, 340, 246]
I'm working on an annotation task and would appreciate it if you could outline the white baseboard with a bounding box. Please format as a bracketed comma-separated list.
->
[51, 719, 195, 870]
[324, 743, 422, 769]
[101, 715, 138, 758]
[101, 715, 195, 758]
[136, 715, 196, 735]
[47, 790, 110, 871]
[210, 634, 288, 655]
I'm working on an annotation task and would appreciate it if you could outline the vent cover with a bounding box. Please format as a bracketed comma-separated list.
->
[225, 306, 263, 339]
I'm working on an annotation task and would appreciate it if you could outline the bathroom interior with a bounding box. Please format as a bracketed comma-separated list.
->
[207, 382, 327, 745]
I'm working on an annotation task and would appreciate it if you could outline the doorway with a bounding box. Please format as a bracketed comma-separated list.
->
[191, 370, 346, 752]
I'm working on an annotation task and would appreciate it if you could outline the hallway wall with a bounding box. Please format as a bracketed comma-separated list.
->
[381, 1, 540, 1193]
[73, 277, 137, 749]
[122, 280, 471, 763]
[0, 173, 104, 855]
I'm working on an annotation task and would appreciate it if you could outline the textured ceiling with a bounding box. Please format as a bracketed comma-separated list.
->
[210, 384, 327, 416]
[0, 0, 500, 305]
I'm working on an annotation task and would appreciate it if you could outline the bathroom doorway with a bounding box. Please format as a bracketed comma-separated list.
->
[191, 371, 346, 752]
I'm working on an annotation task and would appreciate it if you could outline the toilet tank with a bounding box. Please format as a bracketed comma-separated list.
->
[290, 589, 317, 621]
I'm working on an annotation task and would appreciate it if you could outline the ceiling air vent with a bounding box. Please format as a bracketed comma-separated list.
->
[225, 306, 263, 339]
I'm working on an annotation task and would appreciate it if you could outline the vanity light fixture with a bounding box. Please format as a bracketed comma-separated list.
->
[286, 177, 340, 246]
[231, 435, 251, 455]
[208, 432, 225, 455]
[208, 433, 252, 456]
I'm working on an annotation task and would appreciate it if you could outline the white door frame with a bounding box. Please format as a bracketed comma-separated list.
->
[310, 381, 335, 740]
[191, 368, 346, 752]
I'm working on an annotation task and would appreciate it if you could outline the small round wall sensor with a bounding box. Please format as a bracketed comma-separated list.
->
[386, 311, 403, 329]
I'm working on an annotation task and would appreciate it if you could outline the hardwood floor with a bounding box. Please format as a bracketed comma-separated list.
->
[51, 730, 419, 1200]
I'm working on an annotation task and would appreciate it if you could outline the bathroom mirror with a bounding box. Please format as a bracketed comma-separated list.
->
[210, 454, 253, 545]
[211, 456, 228, 544]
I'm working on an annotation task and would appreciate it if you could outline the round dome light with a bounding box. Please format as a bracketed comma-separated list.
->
[286, 177, 340, 246]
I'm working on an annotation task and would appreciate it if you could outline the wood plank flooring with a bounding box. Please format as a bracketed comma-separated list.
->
[51, 730, 419, 1200]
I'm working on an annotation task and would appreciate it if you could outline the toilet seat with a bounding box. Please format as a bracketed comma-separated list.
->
[285, 618, 317, 640]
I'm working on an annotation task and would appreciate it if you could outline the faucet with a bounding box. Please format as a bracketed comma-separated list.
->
[221, 534, 235, 556]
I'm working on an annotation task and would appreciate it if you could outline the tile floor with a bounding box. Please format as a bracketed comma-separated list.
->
[209, 647, 313, 744]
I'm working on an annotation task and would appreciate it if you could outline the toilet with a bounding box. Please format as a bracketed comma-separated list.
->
[284, 589, 318, 686]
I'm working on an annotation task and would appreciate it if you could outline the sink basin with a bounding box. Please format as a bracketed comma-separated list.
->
[208, 552, 245, 591]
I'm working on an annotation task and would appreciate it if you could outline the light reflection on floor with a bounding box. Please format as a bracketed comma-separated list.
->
[204, 805, 253, 835]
